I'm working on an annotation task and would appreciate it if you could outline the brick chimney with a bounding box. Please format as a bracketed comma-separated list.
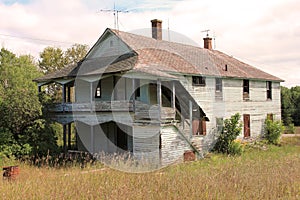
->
[151, 19, 162, 40]
[203, 36, 212, 50]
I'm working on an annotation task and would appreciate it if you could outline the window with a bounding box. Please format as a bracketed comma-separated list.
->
[192, 76, 206, 86]
[95, 81, 101, 98]
[243, 79, 249, 100]
[267, 81, 272, 100]
[267, 113, 274, 121]
[216, 118, 224, 134]
[215, 78, 222, 92]
[223, 64, 228, 71]
[135, 79, 140, 98]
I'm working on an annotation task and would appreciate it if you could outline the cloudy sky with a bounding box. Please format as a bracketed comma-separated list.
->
[0, 0, 299, 87]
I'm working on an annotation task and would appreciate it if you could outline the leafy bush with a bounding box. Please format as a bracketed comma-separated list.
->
[264, 118, 284, 145]
[284, 123, 295, 134]
[213, 113, 243, 155]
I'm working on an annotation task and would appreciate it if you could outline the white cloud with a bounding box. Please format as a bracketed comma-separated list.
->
[0, 0, 299, 87]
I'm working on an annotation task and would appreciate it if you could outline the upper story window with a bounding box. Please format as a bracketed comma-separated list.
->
[243, 79, 249, 100]
[95, 81, 101, 98]
[266, 81, 272, 100]
[215, 78, 222, 92]
[192, 76, 206, 86]
[135, 79, 141, 98]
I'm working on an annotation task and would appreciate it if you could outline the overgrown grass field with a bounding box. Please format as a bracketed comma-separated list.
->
[1, 137, 300, 199]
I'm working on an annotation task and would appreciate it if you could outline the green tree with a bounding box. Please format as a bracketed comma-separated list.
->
[290, 86, 300, 126]
[281, 86, 294, 126]
[64, 44, 88, 66]
[0, 48, 59, 157]
[39, 47, 66, 74]
[0, 49, 42, 138]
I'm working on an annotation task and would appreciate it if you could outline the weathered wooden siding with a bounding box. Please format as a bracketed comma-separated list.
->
[178, 76, 281, 145]
[132, 124, 160, 163]
[160, 125, 191, 166]
[87, 32, 131, 59]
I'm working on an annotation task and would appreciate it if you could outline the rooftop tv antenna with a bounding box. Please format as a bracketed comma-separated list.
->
[201, 29, 210, 37]
[99, 3, 129, 30]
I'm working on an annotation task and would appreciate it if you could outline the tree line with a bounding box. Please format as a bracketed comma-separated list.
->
[281, 86, 300, 127]
[0, 44, 88, 159]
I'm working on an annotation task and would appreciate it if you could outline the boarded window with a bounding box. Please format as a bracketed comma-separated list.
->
[95, 81, 101, 98]
[192, 76, 206, 86]
[243, 79, 249, 100]
[267, 81, 272, 100]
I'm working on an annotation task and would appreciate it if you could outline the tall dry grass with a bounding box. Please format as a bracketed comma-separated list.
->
[1, 137, 300, 199]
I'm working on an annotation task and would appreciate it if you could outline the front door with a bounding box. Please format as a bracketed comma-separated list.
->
[243, 114, 250, 138]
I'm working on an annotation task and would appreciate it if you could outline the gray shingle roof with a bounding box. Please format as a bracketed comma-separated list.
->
[34, 28, 283, 82]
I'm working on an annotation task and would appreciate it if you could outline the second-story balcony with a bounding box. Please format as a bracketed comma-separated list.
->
[47, 100, 134, 112]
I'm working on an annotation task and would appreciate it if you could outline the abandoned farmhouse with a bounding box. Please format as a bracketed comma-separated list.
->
[34, 19, 283, 165]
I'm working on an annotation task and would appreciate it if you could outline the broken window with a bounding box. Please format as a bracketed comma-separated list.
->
[267, 81, 272, 100]
[243, 79, 249, 100]
[192, 76, 206, 86]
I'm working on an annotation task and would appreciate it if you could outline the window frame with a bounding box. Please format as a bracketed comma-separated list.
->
[192, 76, 206, 86]
[95, 80, 101, 98]
[243, 79, 250, 100]
[266, 81, 272, 100]
[215, 78, 222, 92]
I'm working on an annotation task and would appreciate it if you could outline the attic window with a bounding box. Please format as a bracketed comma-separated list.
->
[110, 40, 114, 47]
[192, 76, 206, 86]
[223, 64, 228, 71]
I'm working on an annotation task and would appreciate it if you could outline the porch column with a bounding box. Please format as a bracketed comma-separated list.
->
[171, 81, 176, 113]
[62, 84, 66, 103]
[157, 79, 162, 121]
[132, 79, 136, 112]
[90, 82, 93, 113]
[189, 100, 193, 140]
[90, 125, 94, 154]
[68, 123, 72, 149]
[67, 86, 71, 103]
[63, 124, 67, 154]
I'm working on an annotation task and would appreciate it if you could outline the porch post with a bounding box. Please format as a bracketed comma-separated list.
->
[189, 100, 193, 140]
[90, 125, 94, 154]
[62, 84, 66, 103]
[132, 79, 136, 112]
[68, 123, 72, 149]
[90, 82, 93, 113]
[63, 124, 67, 154]
[67, 86, 71, 103]
[171, 81, 176, 112]
[157, 79, 162, 121]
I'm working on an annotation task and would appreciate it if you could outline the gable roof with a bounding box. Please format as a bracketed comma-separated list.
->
[34, 28, 283, 82]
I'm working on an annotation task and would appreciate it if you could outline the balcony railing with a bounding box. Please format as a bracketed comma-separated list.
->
[48, 100, 134, 112]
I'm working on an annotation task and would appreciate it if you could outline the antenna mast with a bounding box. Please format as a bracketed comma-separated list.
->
[99, 3, 128, 30]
